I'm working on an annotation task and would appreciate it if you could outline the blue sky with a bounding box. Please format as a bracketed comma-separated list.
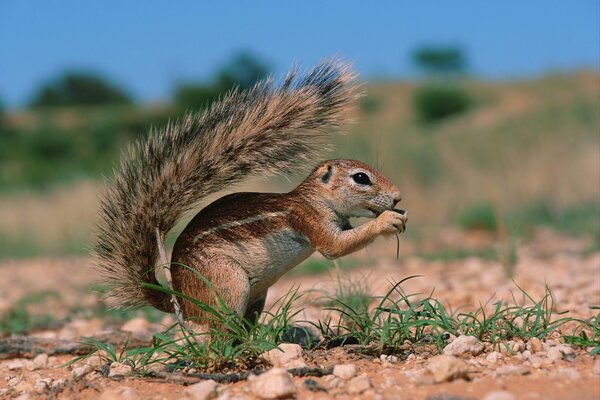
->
[1, 1, 598, 107]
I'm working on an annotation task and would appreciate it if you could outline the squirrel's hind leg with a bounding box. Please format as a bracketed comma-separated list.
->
[172, 256, 250, 329]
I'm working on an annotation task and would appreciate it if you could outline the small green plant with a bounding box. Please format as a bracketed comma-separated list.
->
[563, 307, 600, 355]
[318, 276, 578, 354]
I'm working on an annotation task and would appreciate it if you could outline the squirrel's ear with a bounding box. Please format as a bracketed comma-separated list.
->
[321, 165, 332, 184]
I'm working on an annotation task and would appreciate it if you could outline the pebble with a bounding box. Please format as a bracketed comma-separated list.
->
[501, 341, 525, 354]
[34, 379, 51, 393]
[347, 374, 371, 395]
[261, 343, 307, 369]
[380, 354, 399, 363]
[7, 376, 22, 387]
[486, 351, 501, 364]
[325, 376, 342, 389]
[30, 354, 49, 371]
[50, 378, 66, 389]
[527, 337, 543, 353]
[333, 363, 357, 380]
[5, 359, 31, 371]
[184, 380, 219, 400]
[443, 335, 485, 356]
[72, 364, 93, 380]
[108, 361, 132, 377]
[494, 365, 530, 376]
[15, 394, 32, 400]
[248, 368, 297, 399]
[546, 347, 562, 363]
[426, 355, 469, 383]
[482, 390, 517, 400]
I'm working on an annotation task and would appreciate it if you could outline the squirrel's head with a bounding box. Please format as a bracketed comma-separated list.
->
[301, 159, 402, 218]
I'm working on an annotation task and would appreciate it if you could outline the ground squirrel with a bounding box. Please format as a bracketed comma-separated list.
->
[94, 60, 407, 328]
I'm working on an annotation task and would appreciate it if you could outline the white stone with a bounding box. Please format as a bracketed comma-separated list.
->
[248, 368, 296, 399]
[34, 379, 51, 393]
[325, 376, 342, 389]
[482, 390, 516, 400]
[426, 355, 469, 383]
[486, 351, 501, 364]
[501, 341, 525, 354]
[5, 358, 31, 370]
[347, 374, 371, 395]
[443, 335, 485, 357]
[333, 363, 357, 379]
[108, 362, 132, 377]
[50, 379, 66, 389]
[72, 364, 94, 380]
[261, 344, 307, 369]
[185, 380, 219, 400]
[546, 347, 562, 363]
[31, 354, 49, 371]
[7, 376, 21, 387]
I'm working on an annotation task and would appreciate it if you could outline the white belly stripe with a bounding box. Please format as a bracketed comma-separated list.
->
[193, 211, 289, 243]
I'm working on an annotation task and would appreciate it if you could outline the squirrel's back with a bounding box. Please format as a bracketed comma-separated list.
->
[93, 60, 358, 309]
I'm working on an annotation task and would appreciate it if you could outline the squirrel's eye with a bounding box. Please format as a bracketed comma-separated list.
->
[352, 172, 372, 185]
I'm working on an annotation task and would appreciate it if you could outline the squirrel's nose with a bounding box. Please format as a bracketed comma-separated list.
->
[392, 194, 402, 207]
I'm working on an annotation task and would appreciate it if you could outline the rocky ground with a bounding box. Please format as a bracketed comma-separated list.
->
[0, 228, 598, 399]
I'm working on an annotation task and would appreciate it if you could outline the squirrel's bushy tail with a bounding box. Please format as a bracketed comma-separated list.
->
[94, 60, 358, 309]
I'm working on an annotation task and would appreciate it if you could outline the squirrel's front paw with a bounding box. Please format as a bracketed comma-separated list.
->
[375, 210, 407, 235]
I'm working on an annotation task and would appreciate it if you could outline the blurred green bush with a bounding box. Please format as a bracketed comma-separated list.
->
[174, 52, 269, 111]
[413, 85, 472, 123]
[30, 72, 132, 108]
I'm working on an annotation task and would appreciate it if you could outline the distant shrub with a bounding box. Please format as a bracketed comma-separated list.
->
[174, 52, 270, 111]
[413, 85, 471, 123]
[30, 72, 132, 108]
[456, 202, 497, 232]
[27, 130, 75, 161]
